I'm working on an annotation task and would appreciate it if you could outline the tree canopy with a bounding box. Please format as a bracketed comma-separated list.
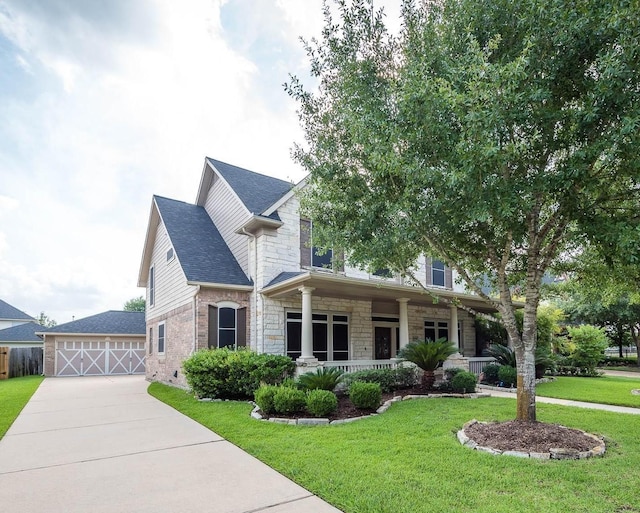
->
[123, 296, 146, 312]
[288, 0, 640, 421]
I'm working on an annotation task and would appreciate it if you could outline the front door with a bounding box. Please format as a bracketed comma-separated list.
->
[374, 326, 392, 360]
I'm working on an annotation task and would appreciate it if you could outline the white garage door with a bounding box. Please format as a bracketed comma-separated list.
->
[55, 340, 145, 376]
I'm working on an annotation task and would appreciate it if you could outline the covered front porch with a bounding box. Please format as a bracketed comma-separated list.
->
[259, 270, 498, 375]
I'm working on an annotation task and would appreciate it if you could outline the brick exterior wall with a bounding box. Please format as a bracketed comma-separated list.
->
[194, 288, 251, 350]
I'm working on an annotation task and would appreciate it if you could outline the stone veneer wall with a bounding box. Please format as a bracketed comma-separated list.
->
[408, 305, 476, 356]
[260, 295, 373, 360]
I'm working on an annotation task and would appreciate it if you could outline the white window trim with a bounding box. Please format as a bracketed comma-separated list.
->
[218, 306, 237, 349]
[424, 319, 462, 350]
[166, 247, 175, 263]
[157, 321, 166, 355]
[149, 265, 155, 307]
[431, 260, 446, 288]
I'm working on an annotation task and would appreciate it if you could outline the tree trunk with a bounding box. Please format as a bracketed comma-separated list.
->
[631, 325, 640, 368]
[422, 369, 435, 389]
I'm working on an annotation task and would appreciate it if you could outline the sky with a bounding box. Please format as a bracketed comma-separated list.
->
[0, 0, 401, 324]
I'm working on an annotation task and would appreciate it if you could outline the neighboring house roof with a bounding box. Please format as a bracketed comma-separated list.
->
[41, 311, 146, 335]
[0, 322, 44, 342]
[206, 158, 293, 216]
[154, 196, 252, 286]
[0, 299, 35, 322]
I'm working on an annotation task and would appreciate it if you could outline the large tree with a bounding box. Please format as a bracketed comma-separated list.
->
[123, 296, 146, 312]
[288, 0, 640, 421]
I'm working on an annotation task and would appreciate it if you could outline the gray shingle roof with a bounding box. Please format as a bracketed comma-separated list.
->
[207, 158, 293, 216]
[43, 311, 146, 335]
[265, 272, 306, 288]
[154, 196, 252, 286]
[0, 322, 44, 342]
[0, 299, 35, 321]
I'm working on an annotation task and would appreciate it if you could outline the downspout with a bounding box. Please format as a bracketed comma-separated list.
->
[192, 285, 201, 355]
[241, 228, 258, 352]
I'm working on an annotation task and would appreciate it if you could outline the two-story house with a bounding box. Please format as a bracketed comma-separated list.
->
[138, 158, 497, 386]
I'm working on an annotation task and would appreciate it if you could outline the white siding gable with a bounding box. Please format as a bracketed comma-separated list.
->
[146, 219, 196, 319]
[203, 174, 251, 275]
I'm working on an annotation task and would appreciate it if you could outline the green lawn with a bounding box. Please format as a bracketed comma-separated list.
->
[537, 376, 640, 408]
[0, 375, 43, 439]
[149, 383, 640, 513]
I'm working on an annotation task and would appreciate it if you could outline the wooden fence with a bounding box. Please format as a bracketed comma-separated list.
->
[0, 347, 43, 379]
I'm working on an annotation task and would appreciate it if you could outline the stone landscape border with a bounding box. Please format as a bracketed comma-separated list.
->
[457, 419, 606, 460]
[250, 392, 491, 425]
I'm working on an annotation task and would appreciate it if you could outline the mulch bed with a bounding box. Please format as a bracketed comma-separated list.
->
[465, 420, 600, 453]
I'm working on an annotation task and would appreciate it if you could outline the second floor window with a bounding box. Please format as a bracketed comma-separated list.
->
[149, 266, 155, 307]
[300, 219, 343, 271]
[432, 260, 446, 287]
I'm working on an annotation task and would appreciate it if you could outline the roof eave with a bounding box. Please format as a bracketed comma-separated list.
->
[137, 198, 161, 287]
[234, 215, 284, 235]
[186, 281, 254, 291]
[261, 176, 307, 217]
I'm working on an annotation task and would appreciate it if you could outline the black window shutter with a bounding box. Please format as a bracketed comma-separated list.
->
[300, 219, 311, 267]
[208, 305, 218, 348]
[236, 308, 247, 347]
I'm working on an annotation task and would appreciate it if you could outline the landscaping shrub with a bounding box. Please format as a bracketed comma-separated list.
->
[306, 389, 338, 417]
[183, 348, 295, 399]
[297, 367, 344, 391]
[349, 381, 382, 410]
[481, 363, 501, 384]
[601, 356, 638, 367]
[444, 367, 464, 381]
[342, 367, 417, 393]
[254, 385, 279, 414]
[498, 365, 517, 387]
[273, 386, 307, 415]
[568, 325, 608, 373]
[450, 371, 477, 393]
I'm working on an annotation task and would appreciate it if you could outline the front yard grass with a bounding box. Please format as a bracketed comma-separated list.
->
[537, 376, 640, 408]
[0, 375, 43, 439]
[149, 382, 640, 513]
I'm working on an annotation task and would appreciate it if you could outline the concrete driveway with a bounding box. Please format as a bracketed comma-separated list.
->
[0, 376, 342, 513]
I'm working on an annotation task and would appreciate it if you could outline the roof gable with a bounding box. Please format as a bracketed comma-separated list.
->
[0, 299, 34, 321]
[154, 196, 252, 286]
[42, 311, 146, 335]
[206, 158, 293, 216]
[0, 322, 44, 342]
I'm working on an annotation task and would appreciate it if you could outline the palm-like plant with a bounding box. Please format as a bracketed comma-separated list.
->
[397, 338, 457, 389]
[297, 366, 344, 391]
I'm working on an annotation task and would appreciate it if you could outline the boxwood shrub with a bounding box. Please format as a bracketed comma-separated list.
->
[349, 381, 382, 410]
[498, 365, 517, 387]
[306, 389, 338, 417]
[450, 371, 477, 393]
[182, 348, 295, 399]
[273, 386, 306, 415]
[254, 385, 279, 414]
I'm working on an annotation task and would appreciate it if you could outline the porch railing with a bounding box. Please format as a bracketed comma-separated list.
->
[467, 357, 495, 375]
[323, 359, 399, 374]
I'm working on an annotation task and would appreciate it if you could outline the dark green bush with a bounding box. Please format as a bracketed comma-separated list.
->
[349, 381, 382, 410]
[254, 385, 279, 414]
[297, 367, 344, 391]
[342, 367, 417, 393]
[450, 371, 477, 393]
[444, 367, 464, 381]
[273, 386, 306, 415]
[601, 356, 638, 367]
[498, 365, 517, 387]
[182, 348, 295, 399]
[306, 389, 338, 417]
[482, 363, 501, 384]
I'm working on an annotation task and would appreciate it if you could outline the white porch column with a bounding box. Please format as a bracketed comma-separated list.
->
[397, 298, 410, 350]
[297, 286, 318, 364]
[449, 304, 460, 352]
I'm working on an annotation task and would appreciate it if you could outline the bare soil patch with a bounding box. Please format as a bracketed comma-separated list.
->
[465, 420, 600, 453]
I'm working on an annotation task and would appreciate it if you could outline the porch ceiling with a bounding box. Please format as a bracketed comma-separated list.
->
[260, 271, 500, 314]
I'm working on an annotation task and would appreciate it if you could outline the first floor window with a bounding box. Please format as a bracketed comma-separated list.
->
[424, 320, 462, 349]
[158, 322, 165, 354]
[149, 327, 153, 354]
[208, 304, 247, 349]
[286, 312, 349, 361]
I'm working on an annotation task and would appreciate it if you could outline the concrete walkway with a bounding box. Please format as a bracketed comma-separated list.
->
[0, 376, 342, 513]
